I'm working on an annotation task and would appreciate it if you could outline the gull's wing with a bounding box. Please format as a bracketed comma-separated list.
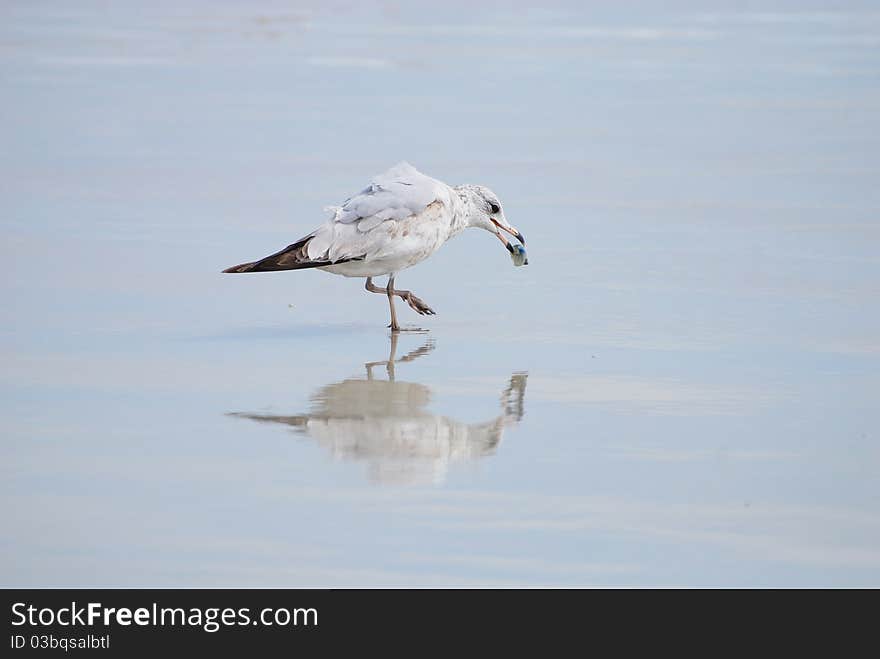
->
[335, 162, 442, 231]
[305, 161, 448, 261]
[223, 162, 450, 273]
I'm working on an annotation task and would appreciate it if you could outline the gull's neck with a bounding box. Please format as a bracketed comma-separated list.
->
[450, 185, 481, 235]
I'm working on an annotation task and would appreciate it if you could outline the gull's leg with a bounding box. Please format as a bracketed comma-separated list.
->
[386, 275, 400, 332]
[365, 276, 385, 294]
[390, 286, 435, 316]
[364, 276, 435, 324]
[366, 276, 398, 330]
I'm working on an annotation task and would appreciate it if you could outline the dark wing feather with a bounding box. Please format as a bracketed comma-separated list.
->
[222, 236, 362, 273]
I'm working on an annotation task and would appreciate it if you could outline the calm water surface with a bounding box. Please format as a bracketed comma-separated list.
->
[2, 1, 879, 586]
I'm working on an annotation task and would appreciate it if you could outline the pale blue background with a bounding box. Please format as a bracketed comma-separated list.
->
[2, 1, 879, 586]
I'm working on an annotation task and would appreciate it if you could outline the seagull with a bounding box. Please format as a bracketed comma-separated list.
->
[222, 162, 527, 331]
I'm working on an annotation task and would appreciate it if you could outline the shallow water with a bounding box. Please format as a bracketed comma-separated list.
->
[2, 1, 879, 586]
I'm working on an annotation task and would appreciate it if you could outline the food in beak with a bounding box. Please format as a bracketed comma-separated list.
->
[510, 243, 528, 267]
[494, 221, 528, 266]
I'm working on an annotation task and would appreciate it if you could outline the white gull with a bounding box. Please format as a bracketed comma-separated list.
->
[223, 162, 527, 331]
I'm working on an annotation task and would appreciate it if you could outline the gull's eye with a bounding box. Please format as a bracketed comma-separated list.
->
[489, 202, 500, 215]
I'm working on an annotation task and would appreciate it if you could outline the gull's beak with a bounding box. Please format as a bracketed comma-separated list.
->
[491, 218, 526, 250]
[496, 231, 515, 254]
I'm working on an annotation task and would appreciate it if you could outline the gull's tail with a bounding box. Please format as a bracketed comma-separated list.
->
[223, 236, 327, 273]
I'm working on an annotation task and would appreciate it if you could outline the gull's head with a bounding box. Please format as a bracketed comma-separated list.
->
[462, 185, 527, 262]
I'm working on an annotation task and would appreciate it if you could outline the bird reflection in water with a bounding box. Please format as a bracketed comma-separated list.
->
[229, 335, 528, 485]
